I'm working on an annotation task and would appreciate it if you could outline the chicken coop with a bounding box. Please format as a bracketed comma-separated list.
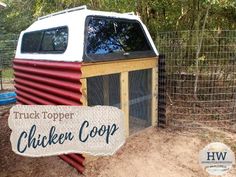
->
[13, 6, 159, 173]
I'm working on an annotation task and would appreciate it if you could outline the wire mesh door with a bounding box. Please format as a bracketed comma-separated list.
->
[86, 69, 152, 135]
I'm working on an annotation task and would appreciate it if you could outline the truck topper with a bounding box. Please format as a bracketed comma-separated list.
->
[15, 5, 158, 62]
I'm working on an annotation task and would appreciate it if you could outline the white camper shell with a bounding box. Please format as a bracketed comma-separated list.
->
[15, 5, 158, 62]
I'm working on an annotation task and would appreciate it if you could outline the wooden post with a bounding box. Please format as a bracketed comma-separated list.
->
[151, 67, 158, 126]
[80, 78, 88, 106]
[0, 69, 2, 90]
[103, 75, 109, 105]
[120, 72, 129, 137]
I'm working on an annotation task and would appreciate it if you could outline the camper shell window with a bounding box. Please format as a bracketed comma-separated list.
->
[21, 26, 68, 54]
[84, 16, 156, 62]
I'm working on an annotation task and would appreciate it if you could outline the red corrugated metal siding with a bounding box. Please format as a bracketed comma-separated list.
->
[13, 58, 85, 173]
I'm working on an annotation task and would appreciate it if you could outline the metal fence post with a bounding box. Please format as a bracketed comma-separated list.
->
[158, 54, 167, 127]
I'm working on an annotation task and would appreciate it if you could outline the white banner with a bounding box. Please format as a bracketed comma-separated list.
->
[8, 105, 125, 157]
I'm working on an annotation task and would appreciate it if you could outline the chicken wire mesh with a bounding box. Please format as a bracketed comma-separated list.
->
[87, 70, 152, 135]
[0, 34, 18, 90]
[156, 30, 236, 131]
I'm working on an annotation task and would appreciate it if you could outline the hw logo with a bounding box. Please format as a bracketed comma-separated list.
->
[207, 151, 227, 161]
[199, 142, 235, 176]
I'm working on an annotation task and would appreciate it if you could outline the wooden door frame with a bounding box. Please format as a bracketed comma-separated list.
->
[80, 57, 158, 136]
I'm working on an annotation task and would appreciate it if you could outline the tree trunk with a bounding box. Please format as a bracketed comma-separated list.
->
[194, 4, 210, 100]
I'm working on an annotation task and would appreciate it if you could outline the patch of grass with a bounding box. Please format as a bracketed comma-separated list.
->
[1, 68, 14, 79]
[199, 129, 236, 154]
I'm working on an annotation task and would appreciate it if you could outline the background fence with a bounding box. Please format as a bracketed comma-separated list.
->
[156, 30, 236, 131]
[0, 34, 18, 90]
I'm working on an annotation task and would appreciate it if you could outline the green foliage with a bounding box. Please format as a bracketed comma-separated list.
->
[0, 34, 18, 69]
[0, 0, 34, 34]
[0, 0, 235, 35]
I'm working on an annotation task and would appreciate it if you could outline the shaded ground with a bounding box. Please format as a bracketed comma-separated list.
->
[0, 105, 235, 177]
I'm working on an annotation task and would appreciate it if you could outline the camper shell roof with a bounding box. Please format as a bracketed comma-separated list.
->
[15, 6, 158, 62]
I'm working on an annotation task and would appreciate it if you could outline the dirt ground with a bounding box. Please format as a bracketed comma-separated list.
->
[83, 127, 236, 177]
[0, 104, 236, 177]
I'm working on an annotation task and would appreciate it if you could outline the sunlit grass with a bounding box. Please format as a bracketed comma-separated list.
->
[1, 68, 14, 80]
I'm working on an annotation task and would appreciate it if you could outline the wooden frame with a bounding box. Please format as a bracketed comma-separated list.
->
[81, 58, 157, 78]
[81, 57, 158, 136]
[80, 78, 87, 106]
[120, 71, 129, 137]
[151, 67, 158, 126]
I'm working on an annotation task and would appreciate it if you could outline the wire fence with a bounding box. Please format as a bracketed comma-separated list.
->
[156, 30, 236, 131]
[1, 30, 236, 132]
[0, 34, 18, 90]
